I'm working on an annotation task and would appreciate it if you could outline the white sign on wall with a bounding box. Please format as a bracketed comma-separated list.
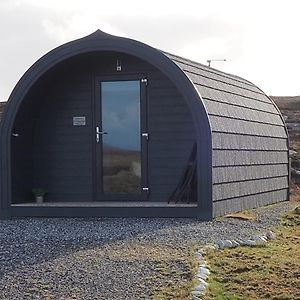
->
[73, 116, 86, 126]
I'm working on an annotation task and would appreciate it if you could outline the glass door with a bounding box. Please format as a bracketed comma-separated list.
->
[95, 78, 147, 200]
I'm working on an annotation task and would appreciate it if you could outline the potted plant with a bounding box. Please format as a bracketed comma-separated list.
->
[32, 188, 47, 204]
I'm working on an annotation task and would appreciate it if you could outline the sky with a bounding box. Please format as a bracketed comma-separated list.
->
[0, 0, 300, 101]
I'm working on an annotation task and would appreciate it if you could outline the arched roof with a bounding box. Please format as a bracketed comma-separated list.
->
[166, 52, 287, 141]
[1, 30, 210, 138]
[1, 29, 287, 144]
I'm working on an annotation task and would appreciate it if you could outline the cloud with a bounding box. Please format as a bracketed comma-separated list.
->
[0, 0, 300, 100]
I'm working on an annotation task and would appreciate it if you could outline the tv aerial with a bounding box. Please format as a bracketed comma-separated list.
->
[207, 59, 226, 67]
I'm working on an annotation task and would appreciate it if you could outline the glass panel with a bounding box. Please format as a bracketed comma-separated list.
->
[101, 81, 141, 194]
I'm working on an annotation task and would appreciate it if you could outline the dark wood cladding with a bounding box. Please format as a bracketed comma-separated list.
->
[166, 52, 289, 217]
[11, 52, 195, 204]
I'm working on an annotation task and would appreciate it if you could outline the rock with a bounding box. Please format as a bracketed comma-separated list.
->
[191, 291, 203, 300]
[198, 262, 208, 268]
[216, 240, 225, 249]
[252, 236, 267, 243]
[294, 206, 300, 215]
[196, 266, 210, 280]
[198, 266, 210, 276]
[197, 278, 208, 287]
[194, 283, 207, 292]
[243, 239, 257, 246]
[195, 251, 204, 259]
[252, 236, 267, 245]
[266, 231, 276, 240]
[196, 249, 205, 256]
[191, 290, 203, 296]
[231, 240, 240, 247]
[223, 240, 233, 248]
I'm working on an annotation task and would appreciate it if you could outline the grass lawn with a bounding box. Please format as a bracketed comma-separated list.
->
[204, 207, 300, 300]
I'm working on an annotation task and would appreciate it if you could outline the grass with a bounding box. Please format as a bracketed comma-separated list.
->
[152, 245, 199, 300]
[204, 207, 300, 300]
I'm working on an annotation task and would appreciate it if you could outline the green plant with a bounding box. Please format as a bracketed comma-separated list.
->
[32, 188, 48, 197]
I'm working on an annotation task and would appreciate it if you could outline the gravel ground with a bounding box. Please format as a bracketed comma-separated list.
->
[0, 201, 296, 300]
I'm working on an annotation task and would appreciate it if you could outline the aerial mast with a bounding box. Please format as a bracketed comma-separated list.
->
[207, 59, 226, 67]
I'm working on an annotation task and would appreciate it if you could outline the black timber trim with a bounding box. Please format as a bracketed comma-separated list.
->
[10, 206, 211, 219]
[212, 187, 289, 203]
[212, 149, 288, 152]
[212, 162, 288, 168]
[94, 74, 148, 201]
[0, 30, 212, 219]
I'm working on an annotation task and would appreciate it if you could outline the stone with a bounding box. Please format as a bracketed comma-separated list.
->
[231, 240, 240, 247]
[216, 240, 225, 249]
[294, 206, 300, 215]
[223, 240, 233, 248]
[195, 251, 204, 260]
[194, 283, 206, 293]
[196, 249, 205, 256]
[191, 290, 203, 296]
[198, 266, 210, 276]
[197, 278, 208, 287]
[266, 231, 276, 240]
[198, 262, 207, 267]
[243, 239, 257, 246]
[191, 292, 203, 300]
[196, 266, 210, 280]
[252, 236, 267, 243]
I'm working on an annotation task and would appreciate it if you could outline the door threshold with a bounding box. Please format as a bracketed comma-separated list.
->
[11, 201, 197, 208]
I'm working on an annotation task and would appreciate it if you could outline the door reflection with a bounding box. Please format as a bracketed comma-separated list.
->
[101, 81, 141, 194]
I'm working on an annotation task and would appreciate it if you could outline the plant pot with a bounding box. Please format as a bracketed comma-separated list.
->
[36, 196, 44, 204]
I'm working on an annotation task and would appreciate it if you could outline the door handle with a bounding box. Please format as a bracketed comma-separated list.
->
[96, 127, 107, 143]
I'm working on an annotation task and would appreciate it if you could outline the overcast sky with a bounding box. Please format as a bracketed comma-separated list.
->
[1, 0, 300, 101]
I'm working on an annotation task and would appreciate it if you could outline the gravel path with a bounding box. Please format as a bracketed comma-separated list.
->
[0, 201, 296, 300]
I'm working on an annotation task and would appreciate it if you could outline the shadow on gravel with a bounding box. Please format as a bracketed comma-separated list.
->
[0, 217, 202, 275]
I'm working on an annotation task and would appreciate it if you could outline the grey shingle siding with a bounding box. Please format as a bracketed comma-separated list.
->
[212, 150, 287, 166]
[212, 133, 287, 151]
[166, 52, 289, 216]
[213, 164, 288, 184]
[197, 86, 278, 113]
[213, 189, 288, 216]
